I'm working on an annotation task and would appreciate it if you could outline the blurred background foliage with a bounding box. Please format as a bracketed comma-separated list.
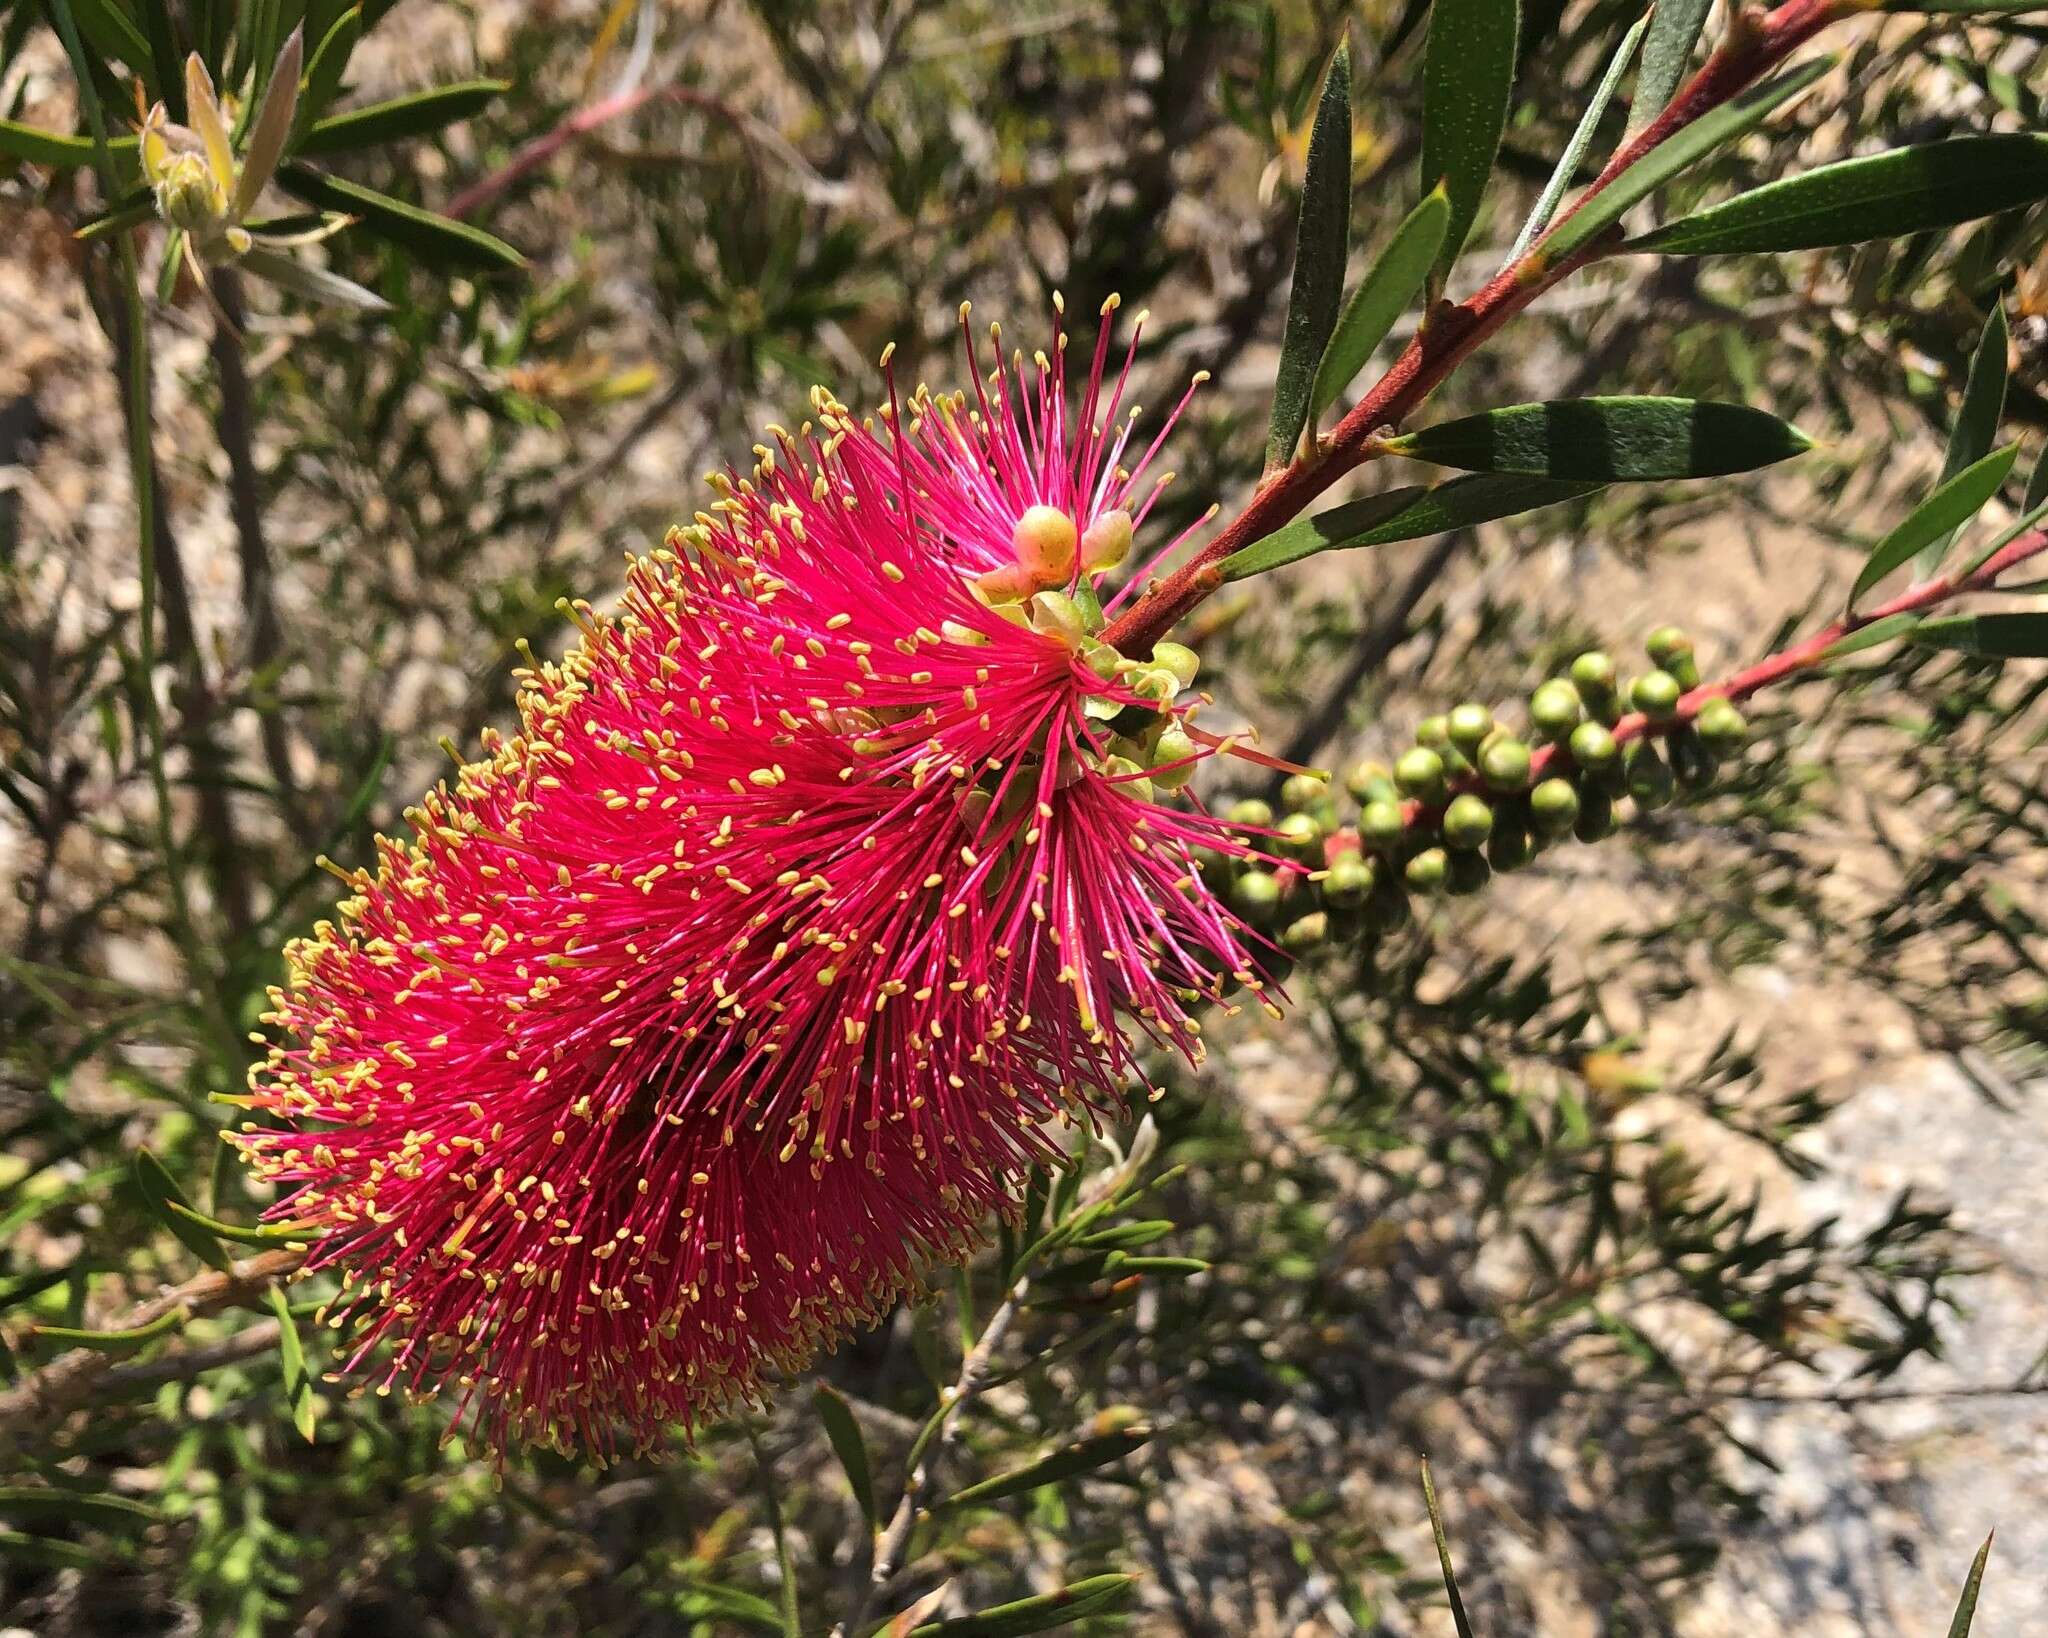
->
[1, 0, 2045, 1633]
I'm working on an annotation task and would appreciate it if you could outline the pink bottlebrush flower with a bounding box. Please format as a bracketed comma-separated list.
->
[237, 297, 1279, 1456]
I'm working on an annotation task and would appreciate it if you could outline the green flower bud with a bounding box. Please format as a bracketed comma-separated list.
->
[1414, 715, 1451, 749]
[1446, 850, 1491, 896]
[1404, 847, 1449, 893]
[1528, 678, 1583, 741]
[1281, 911, 1329, 953]
[1488, 814, 1535, 871]
[1567, 720, 1619, 773]
[1150, 640, 1200, 690]
[1447, 702, 1495, 757]
[1630, 669, 1683, 722]
[1359, 799, 1407, 852]
[1646, 624, 1700, 689]
[1226, 797, 1275, 829]
[1442, 793, 1495, 850]
[1152, 723, 1199, 790]
[1695, 696, 1748, 753]
[1625, 741, 1674, 811]
[1570, 650, 1618, 704]
[1276, 811, 1324, 861]
[1573, 785, 1616, 841]
[1029, 590, 1087, 646]
[1280, 771, 1327, 813]
[1322, 850, 1376, 907]
[1344, 759, 1397, 807]
[1479, 736, 1532, 793]
[1102, 754, 1155, 806]
[1079, 508, 1134, 573]
[1013, 504, 1078, 583]
[1529, 777, 1581, 836]
[1394, 746, 1448, 805]
[1232, 868, 1283, 917]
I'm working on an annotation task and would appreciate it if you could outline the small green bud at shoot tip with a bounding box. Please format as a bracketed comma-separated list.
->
[1529, 777, 1581, 836]
[1695, 696, 1748, 753]
[1280, 771, 1326, 813]
[1322, 851, 1375, 907]
[1276, 811, 1324, 861]
[1359, 799, 1406, 852]
[1570, 650, 1617, 700]
[1645, 624, 1700, 687]
[1079, 508, 1134, 573]
[1479, 736, 1532, 793]
[1447, 703, 1494, 756]
[1232, 869, 1283, 916]
[1151, 723, 1198, 790]
[1567, 720, 1618, 772]
[1529, 678, 1583, 740]
[1631, 670, 1683, 722]
[1012, 504, 1078, 584]
[1226, 797, 1275, 829]
[1442, 793, 1495, 850]
[1405, 847, 1449, 892]
[1394, 746, 1448, 805]
[1414, 715, 1451, 749]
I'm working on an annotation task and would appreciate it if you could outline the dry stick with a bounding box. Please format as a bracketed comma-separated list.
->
[0, 1245, 306, 1442]
[830, 1274, 1032, 1638]
[1101, 0, 1849, 658]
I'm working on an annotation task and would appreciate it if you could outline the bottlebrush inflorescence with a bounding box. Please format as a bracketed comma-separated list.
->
[236, 300, 1280, 1455]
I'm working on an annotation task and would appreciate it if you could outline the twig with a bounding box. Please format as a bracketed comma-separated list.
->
[748, 1422, 804, 1638]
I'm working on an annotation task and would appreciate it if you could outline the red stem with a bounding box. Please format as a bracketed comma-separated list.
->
[1102, 0, 1848, 656]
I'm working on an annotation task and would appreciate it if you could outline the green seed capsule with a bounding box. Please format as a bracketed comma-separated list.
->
[1645, 625, 1700, 689]
[1631, 670, 1683, 722]
[1344, 759, 1398, 807]
[1359, 799, 1407, 852]
[1394, 746, 1448, 804]
[1528, 776, 1581, 836]
[1442, 792, 1495, 850]
[1447, 850, 1491, 896]
[1567, 720, 1618, 774]
[1529, 678, 1583, 741]
[1447, 702, 1495, 757]
[1573, 785, 1617, 841]
[1282, 911, 1329, 953]
[1322, 851, 1376, 907]
[1695, 696, 1748, 753]
[1276, 811, 1324, 861]
[1488, 814, 1535, 871]
[1668, 727, 1718, 790]
[1479, 736, 1532, 793]
[1280, 771, 1326, 813]
[1404, 847, 1449, 893]
[1226, 797, 1275, 829]
[1232, 868, 1283, 916]
[1625, 741, 1674, 811]
[1415, 715, 1451, 749]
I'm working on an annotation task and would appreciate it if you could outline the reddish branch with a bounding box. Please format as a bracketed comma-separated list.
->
[1103, 0, 1852, 656]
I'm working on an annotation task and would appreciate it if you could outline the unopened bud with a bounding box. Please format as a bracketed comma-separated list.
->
[1029, 590, 1087, 646]
[1359, 799, 1406, 852]
[1415, 715, 1451, 749]
[1280, 771, 1326, 813]
[1013, 504, 1078, 583]
[1446, 851, 1491, 896]
[1631, 670, 1683, 722]
[1442, 793, 1495, 850]
[1571, 651, 1618, 720]
[1529, 777, 1581, 836]
[1574, 785, 1617, 841]
[1529, 678, 1583, 741]
[1488, 814, 1535, 871]
[1281, 911, 1329, 953]
[1669, 727, 1717, 790]
[976, 564, 1035, 604]
[1152, 723, 1198, 790]
[1322, 851, 1375, 907]
[1277, 811, 1324, 862]
[1567, 720, 1619, 774]
[1695, 696, 1748, 753]
[1232, 868, 1283, 916]
[1226, 797, 1275, 829]
[1150, 640, 1200, 690]
[1479, 736, 1532, 793]
[1079, 508, 1134, 572]
[1344, 759, 1397, 806]
[1404, 847, 1449, 892]
[1447, 703, 1494, 757]
[1394, 747, 1448, 805]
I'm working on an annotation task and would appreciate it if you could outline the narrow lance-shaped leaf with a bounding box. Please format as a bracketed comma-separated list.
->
[1947, 1533, 1994, 1636]
[1632, 134, 2048, 255]
[134, 1149, 232, 1271]
[910, 1574, 1138, 1637]
[811, 1384, 876, 1526]
[1221, 472, 1601, 581]
[1821, 611, 1922, 661]
[0, 121, 139, 169]
[1311, 186, 1449, 421]
[295, 79, 510, 158]
[278, 163, 525, 269]
[1628, 0, 1714, 136]
[1384, 396, 1812, 480]
[1911, 613, 2048, 658]
[1420, 1461, 1477, 1638]
[237, 26, 303, 219]
[268, 1284, 318, 1440]
[942, 1419, 1154, 1509]
[1850, 444, 2019, 606]
[238, 247, 392, 312]
[1539, 55, 1833, 262]
[297, 5, 365, 136]
[1266, 40, 1353, 470]
[1507, 15, 1646, 264]
[0, 1488, 160, 1530]
[1918, 302, 2009, 575]
[1421, 0, 1520, 274]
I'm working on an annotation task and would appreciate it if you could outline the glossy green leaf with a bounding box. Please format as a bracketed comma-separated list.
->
[1630, 0, 1713, 135]
[1385, 396, 1812, 480]
[34, 1306, 186, 1351]
[1508, 17, 1645, 262]
[134, 1149, 232, 1272]
[1911, 612, 2048, 657]
[1919, 303, 2010, 575]
[0, 1486, 159, 1530]
[1948, 1533, 1994, 1636]
[1634, 134, 2048, 256]
[1821, 612, 1922, 661]
[1850, 444, 2019, 606]
[811, 1384, 876, 1526]
[268, 1284, 318, 1440]
[943, 1423, 1153, 1509]
[1311, 186, 1449, 421]
[295, 79, 509, 157]
[298, 6, 365, 133]
[1540, 56, 1832, 262]
[279, 163, 525, 269]
[164, 1198, 314, 1247]
[1421, 0, 1519, 272]
[1421, 1461, 1477, 1638]
[1221, 472, 1600, 580]
[911, 1574, 1137, 1636]
[0, 119, 133, 169]
[1267, 41, 1353, 468]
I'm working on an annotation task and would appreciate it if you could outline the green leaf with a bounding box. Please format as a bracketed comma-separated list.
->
[1948, 1533, 1994, 1636]
[73, 188, 157, 243]
[1919, 302, 2010, 575]
[298, 6, 365, 133]
[238, 246, 393, 312]
[34, 1306, 186, 1351]
[0, 1486, 159, 1530]
[1633, 134, 2048, 256]
[1384, 396, 1812, 480]
[278, 163, 525, 269]
[1267, 41, 1353, 469]
[238, 25, 304, 218]
[1221, 472, 1599, 580]
[1508, 17, 1646, 263]
[943, 1423, 1154, 1509]
[1850, 445, 2019, 606]
[0, 1530, 105, 1571]
[1630, 0, 1714, 136]
[1420, 0, 1519, 273]
[134, 1149, 232, 1272]
[1420, 1461, 1477, 1638]
[1311, 186, 1449, 422]
[911, 1574, 1138, 1637]
[294, 79, 509, 157]
[268, 1284, 318, 1441]
[1821, 612, 1922, 661]
[164, 1198, 314, 1247]
[0, 119, 136, 169]
[811, 1384, 876, 1526]
[1911, 612, 2048, 657]
[1539, 56, 1833, 262]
